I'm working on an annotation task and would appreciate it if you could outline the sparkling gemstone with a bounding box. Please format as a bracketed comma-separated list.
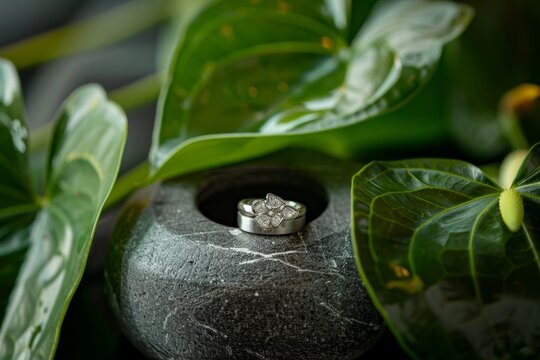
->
[255, 214, 272, 229]
[266, 193, 285, 209]
[252, 200, 267, 214]
[271, 215, 283, 227]
[282, 206, 298, 220]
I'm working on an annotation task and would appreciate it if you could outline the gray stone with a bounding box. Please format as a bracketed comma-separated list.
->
[105, 150, 384, 360]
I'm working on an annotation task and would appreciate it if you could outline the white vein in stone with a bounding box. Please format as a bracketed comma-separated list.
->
[163, 306, 178, 344]
[245, 349, 270, 360]
[191, 317, 228, 339]
[319, 302, 378, 327]
[208, 244, 342, 278]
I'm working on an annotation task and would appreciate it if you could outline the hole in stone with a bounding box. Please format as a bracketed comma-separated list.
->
[196, 166, 328, 227]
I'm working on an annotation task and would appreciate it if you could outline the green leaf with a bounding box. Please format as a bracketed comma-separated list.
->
[0, 82, 127, 359]
[150, 0, 473, 179]
[351, 143, 540, 359]
[0, 59, 37, 322]
[0, 60, 38, 237]
[0, 230, 30, 322]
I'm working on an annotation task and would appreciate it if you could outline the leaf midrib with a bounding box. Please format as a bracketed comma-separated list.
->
[516, 182, 540, 191]
[516, 166, 540, 187]
[174, 7, 344, 80]
[367, 188, 450, 286]
[522, 223, 540, 273]
[468, 199, 498, 303]
[161, 5, 346, 148]
[365, 187, 490, 287]
[180, 41, 336, 138]
[407, 194, 499, 276]
[519, 193, 540, 273]
[178, 7, 344, 60]
[361, 166, 499, 193]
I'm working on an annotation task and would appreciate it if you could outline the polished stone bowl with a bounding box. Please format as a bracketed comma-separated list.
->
[105, 151, 383, 360]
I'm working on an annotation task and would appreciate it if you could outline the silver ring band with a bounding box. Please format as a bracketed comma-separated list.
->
[237, 193, 306, 235]
[237, 199, 307, 217]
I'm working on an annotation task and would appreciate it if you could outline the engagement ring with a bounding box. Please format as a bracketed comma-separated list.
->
[237, 193, 306, 235]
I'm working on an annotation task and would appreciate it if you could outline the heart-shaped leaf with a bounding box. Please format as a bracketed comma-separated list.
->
[0, 60, 37, 233]
[150, 0, 473, 179]
[352, 143, 540, 359]
[0, 60, 38, 321]
[0, 61, 127, 359]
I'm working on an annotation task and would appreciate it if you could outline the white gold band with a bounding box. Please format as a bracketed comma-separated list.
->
[237, 193, 306, 235]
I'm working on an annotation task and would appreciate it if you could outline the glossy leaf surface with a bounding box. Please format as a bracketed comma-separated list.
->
[151, 0, 473, 179]
[0, 82, 127, 359]
[0, 60, 37, 238]
[352, 143, 540, 359]
[0, 60, 37, 321]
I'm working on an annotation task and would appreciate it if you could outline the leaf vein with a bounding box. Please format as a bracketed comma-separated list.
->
[522, 223, 540, 273]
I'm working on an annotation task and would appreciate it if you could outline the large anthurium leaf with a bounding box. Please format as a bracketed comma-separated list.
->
[351, 143, 540, 359]
[150, 0, 473, 179]
[0, 84, 127, 359]
[0, 60, 38, 321]
[0, 60, 38, 235]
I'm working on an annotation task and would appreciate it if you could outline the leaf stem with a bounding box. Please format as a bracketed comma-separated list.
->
[29, 72, 162, 152]
[104, 162, 152, 210]
[110, 73, 164, 112]
[0, 0, 175, 70]
[499, 112, 530, 150]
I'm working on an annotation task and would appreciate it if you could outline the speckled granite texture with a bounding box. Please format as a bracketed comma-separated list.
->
[105, 151, 384, 360]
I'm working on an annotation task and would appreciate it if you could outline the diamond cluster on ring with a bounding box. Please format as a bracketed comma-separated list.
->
[252, 193, 299, 230]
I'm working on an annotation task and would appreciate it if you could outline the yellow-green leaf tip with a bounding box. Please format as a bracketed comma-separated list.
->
[499, 189, 524, 232]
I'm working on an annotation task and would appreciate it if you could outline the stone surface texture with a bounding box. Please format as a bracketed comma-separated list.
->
[105, 151, 384, 360]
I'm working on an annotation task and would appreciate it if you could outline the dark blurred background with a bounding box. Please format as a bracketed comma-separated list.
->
[0, 0, 539, 358]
